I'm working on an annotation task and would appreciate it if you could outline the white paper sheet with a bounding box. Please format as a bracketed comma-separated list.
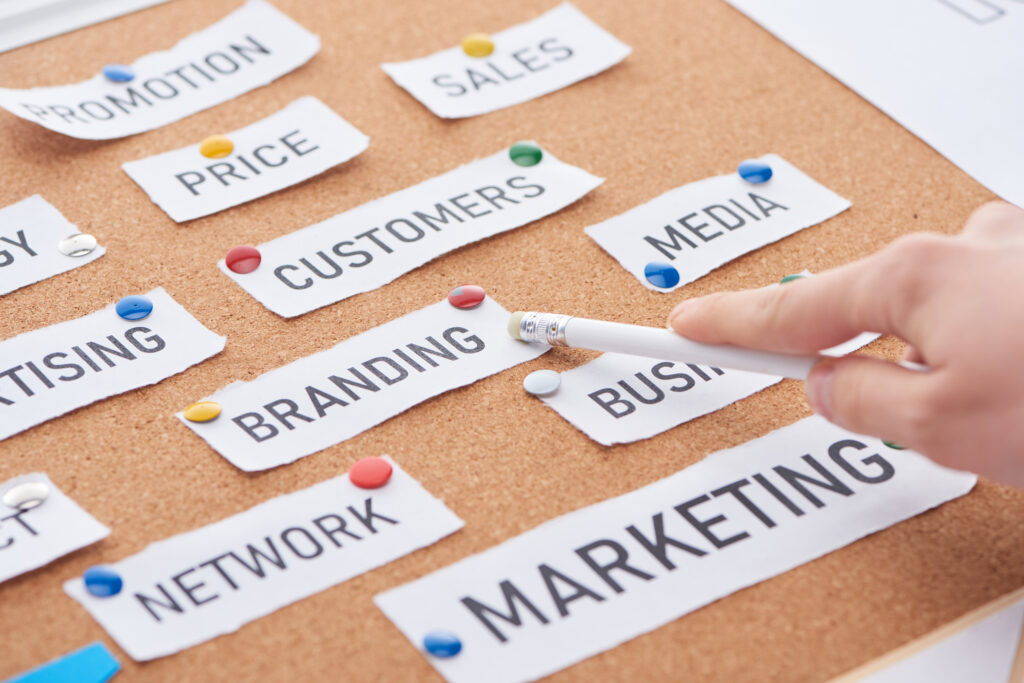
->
[723, 0, 1024, 209]
[0, 0, 173, 54]
[585, 154, 850, 292]
[1, 473, 109, 583]
[541, 357, 780, 446]
[122, 97, 367, 222]
[220, 144, 602, 318]
[375, 416, 977, 683]
[64, 457, 463, 661]
[0, 195, 105, 295]
[381, 3, 630, 119]
[178, 296, 548, 471]
[0, 0, 319, 139]
[0, 287, 225, 441]
[859, 598, 1024, 683]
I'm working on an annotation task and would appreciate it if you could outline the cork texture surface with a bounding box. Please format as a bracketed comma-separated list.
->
[1, 0, 1021, 680]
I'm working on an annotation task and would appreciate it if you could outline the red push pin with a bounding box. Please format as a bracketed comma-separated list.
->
[447, 284, 486, 309]
[225, 245, 261, 274]
[349, 457, 393, 489]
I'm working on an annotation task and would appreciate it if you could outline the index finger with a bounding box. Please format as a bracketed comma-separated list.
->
[667, 234, 948, 354]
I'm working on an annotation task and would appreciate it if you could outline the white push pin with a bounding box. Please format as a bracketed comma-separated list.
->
[57, 233, 98, 257]
[3, 481, 50, 510]
[523, 369, 561, 396]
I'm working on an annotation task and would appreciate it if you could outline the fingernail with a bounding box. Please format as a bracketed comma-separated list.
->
[806, 361, 837, 421]
[667, 300, 695, 329]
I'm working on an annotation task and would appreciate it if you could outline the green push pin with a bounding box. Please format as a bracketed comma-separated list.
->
[509, 141, 543, 167]
[882, 440, 906, 450]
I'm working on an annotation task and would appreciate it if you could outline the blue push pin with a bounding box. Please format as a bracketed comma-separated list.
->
[83, 566, 123, 598]
[102, 64, 135, 83]
[115, 295, 153, 321]
[423, 630, 462, 658]
[737, 159, 773, 184]
[644, 261, 680, 289]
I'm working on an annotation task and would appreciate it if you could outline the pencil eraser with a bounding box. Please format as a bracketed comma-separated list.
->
[508, 311, 526, 340]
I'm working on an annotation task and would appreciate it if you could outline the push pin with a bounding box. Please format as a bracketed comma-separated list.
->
[461, 32, 494, 57]
[102, 64, 135, 83]
[349, 457, 393, 489]
[57, 233, 98, 257]
[83, 566, 123, 598]
[737, 159, 773, 184]
[644, 261, 680, 289]
[509, 141, 543, 167]
[115, 295, 153, 321]
[184, 401, 221, 423]
[423, 630, 462, 658]
[523, 369, 560, 396]
[3, 481, 49, 510]
[447, 284, 486, 309]
[200, 135, 234, 159]
[225, 245, 262, 274]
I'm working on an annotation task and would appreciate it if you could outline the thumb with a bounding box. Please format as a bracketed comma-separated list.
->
[805, 356, 934, 446]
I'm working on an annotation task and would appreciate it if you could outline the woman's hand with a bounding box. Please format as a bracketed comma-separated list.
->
[668, 201, 1024, 486]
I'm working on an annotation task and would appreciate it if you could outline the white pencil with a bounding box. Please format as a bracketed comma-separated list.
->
[507, 311, 925, 380]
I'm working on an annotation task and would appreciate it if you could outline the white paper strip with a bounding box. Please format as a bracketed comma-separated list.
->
[381, 3, 630, 119]
[0, 0, 172, 55]
[0, 287, 225, 441]
[375, 416, 977, 683]
[723, 0, 1024, 209]
[178, 296, 547, 471]
[540, 323, 879, 446]
[542, 357, 779, 446]
[0, 0, 320, 139]
[64, 457, 463, 661]
[0, 473, 109, 584]
[0, 195, 105, 295]
[585, 154, 850, 292]
[123, 97, 368, 222]
[220, 144, 602, 317]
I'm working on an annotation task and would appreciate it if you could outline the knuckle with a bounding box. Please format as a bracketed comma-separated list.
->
[902, 396, 937, 448]
[902, 382, 952, 449]
[830, 361, 874, 428]
[761, 284, 792, 319]
[753, 286, 797, 346]
[885, 233, 951, 269]
[870, 234, 953, 327]
[968, 200, 1024, 229]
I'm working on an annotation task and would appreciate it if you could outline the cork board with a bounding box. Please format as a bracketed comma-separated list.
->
[1, 0, 1022, 681]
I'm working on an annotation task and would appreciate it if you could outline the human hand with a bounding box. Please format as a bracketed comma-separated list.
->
[667, 201, 1024, 486]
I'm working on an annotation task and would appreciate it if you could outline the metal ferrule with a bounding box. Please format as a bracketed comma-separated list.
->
[519, 312, 572, 346]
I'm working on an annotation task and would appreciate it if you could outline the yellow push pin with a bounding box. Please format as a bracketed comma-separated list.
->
[184, 401, 222, 423]
[461, 32, 494, 58]
[199, 135, 233, 159]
